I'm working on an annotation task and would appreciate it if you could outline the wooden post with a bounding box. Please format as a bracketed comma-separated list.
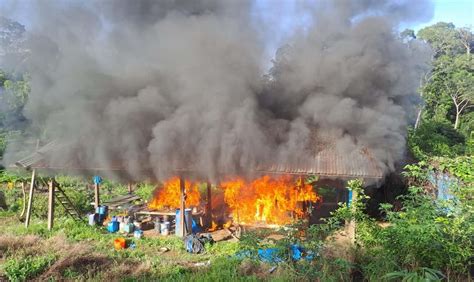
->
[25, 140, 40, 228]
[94, 182, 100, 209]
[20, 181, 27, 218]
[128, 182, 133, 194]
[206, 181, 212, 228]
[179, 176, 186, 237]
[47, 179, 55, 231]
[24, 169, 36, 228]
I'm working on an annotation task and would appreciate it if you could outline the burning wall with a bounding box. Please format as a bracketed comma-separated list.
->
[148, 177, 201, 210]
[148, 175, 321, 225]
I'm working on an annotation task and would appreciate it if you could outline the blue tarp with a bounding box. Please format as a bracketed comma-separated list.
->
[428, 172, 458, 201]
[238, 244, 315, 263]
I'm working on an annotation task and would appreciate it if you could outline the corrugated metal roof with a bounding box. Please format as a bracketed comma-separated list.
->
[258, 147, 383, 179]
[15, 140, 62, 168]
[13, 139, 383, 179]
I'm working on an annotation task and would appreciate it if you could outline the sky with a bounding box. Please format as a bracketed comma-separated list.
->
[412, 0, 473, 31]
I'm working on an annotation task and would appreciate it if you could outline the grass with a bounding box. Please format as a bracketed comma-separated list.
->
[0, 212, 275, 281]
[0, 181, 354, 281]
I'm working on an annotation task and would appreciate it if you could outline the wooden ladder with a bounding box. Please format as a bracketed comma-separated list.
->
[54, 185, 83, 221]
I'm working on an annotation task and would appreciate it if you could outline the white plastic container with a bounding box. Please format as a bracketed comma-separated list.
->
[160, 222, 170, 236]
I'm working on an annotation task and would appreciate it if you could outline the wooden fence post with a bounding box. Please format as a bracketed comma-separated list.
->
[47, 179, 55, 230]
[179, 176, 186, 237]
[24, 169, 36, 228]
[20, 181, 27, 218]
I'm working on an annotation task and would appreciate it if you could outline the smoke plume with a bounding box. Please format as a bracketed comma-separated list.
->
[1, 0, 433, 182]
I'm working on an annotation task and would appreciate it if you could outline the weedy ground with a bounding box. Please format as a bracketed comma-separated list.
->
[0, 211, 303, 281]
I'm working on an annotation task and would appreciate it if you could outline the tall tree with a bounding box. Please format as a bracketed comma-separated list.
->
[417, 22, 463, 57]
[457, 27, 473, 55]
[427, 55, 473, 129]
[417, 23, 473, 131]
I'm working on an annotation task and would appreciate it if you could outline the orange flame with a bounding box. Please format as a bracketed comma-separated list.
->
[148, 175, 320, 226]
[221, 175, 320, 225]
[148, 177, 201, 210]
[209, 221, 218, 232]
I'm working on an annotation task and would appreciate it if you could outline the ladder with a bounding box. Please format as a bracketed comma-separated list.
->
[54, 185, 83, 221]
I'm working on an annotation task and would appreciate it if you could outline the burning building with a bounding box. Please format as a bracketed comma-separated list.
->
[3, 0, 432, 233]
[13, 136, 382, 231]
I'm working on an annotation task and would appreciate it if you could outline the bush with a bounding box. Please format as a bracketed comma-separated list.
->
[4, 255, 55, 281]
[408, 121, 466, 158]
[345, 161, 474, 280]
[134, 182, 155, 202]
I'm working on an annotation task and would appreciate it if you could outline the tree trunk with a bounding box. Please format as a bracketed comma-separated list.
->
[414, 107, 423, 130]
[454, 110, 460, 129]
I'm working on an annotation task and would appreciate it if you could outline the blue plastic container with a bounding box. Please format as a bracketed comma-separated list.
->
[191, 219, 201, 233]
[99, 205, 108, 215]
[123, 223, 134, 233]
[175, 209, 192, 235]
[107, 221, 119, 233]
[96, 205, 108, 215]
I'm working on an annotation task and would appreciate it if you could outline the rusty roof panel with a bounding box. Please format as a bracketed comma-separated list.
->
[13, 140, 384, 179]
[258, 147, 383, 179]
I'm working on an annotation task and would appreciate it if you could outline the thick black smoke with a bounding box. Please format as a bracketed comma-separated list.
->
[1, 0, 433, 181]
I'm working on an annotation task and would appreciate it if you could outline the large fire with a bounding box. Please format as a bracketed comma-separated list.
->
[148, 175, 320, 225]
[221, 175, 320, 224]
[148, 177, 201, 210]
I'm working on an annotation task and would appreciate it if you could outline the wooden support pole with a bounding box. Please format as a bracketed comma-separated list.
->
[128, 182, 133, 194]
[47, 179, 55, 231]
[206, 181, 212, 228]
[94, 182, 100, 209]
[25, 169, 36, 228]
[179, 176, 186, 237]
[25, 140, 40, 228]
[20, 181, 27, 218]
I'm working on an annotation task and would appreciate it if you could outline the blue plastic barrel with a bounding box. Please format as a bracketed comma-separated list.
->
[99, 205, 108, 215]
[107, 221, 119, 233]
[175, 209, 192, 235]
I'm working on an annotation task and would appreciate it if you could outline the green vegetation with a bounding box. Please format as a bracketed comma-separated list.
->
[4, 255, 56, 281]
[407, 22, 473, 159]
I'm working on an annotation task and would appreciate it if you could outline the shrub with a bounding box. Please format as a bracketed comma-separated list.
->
[4, 255, 55, 281]
[346, 160, 474, 280]
[408, 121, 466, 158]
[134, 182, 155, 202]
